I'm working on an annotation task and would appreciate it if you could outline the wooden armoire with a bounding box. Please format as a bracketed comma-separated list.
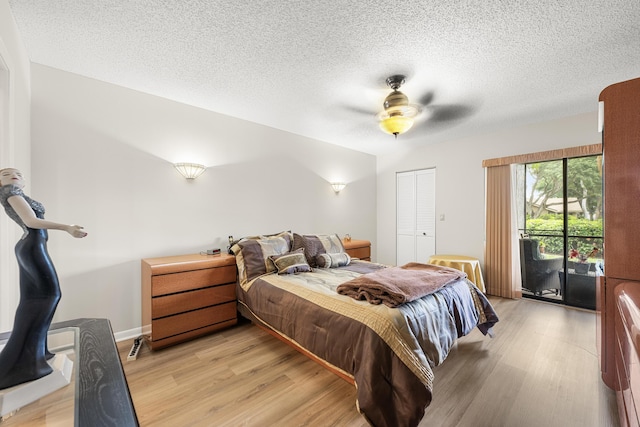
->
[598, 77, 640, 425]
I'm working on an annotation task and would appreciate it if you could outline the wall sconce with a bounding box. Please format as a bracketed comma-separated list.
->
[331, 183, 346, 193]
[174, 163, 207, 180]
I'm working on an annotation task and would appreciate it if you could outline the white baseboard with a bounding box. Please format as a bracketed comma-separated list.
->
[113, 326, 143, 343]
[2, 325, 144, 355]
[47, 326, 143, 352]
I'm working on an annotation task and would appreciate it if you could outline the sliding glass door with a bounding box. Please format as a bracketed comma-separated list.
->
[517, 156, 603, 309]
[564, 156, 603, 309]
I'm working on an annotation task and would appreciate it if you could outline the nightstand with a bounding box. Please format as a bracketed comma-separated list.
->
[343, 239, 371, 261]
[141, 253, 237, 350]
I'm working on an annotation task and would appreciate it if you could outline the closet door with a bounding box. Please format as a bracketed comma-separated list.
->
[415, 169, 436, 262]
[396, 169, 436, 265]
[396, 171, 416, 266]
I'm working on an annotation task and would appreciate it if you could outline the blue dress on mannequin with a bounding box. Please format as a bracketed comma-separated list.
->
[0, 184, 60, 390]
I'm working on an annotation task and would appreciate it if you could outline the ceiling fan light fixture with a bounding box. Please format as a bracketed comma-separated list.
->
[378, 114, 415, 137]
[377, 74, 420, 138]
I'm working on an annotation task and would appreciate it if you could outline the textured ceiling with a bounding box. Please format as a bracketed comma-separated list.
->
[7, 1, 640, 155]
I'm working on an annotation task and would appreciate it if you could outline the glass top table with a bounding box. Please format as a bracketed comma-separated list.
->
[0, 318, 137, 426]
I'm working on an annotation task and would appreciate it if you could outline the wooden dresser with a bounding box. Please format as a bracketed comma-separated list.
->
[599, 77, 640, 427]
[141, 253, 237, 350]
[343, 239, 371, 261]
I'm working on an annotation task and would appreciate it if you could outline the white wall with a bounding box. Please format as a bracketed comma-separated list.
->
[376, 111, 601, 267]
[30, 64, 377, 335]
[0, 0, 31, 331]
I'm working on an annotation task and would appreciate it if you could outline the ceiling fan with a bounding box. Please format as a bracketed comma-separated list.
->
[348, 74, 476, 139]
[376, 75, 420, 138]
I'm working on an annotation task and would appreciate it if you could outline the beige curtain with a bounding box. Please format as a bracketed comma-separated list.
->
[483, 144, 602, 298]
[485, 165, 521, 298]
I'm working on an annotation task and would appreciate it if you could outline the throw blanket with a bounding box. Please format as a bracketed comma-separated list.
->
[337, 262, 466, 307]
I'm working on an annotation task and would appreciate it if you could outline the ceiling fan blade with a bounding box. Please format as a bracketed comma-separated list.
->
[416, 91, 435, 107]
[405, 104, 477, 137]
[427, 104, 475, 123]
[342, 104, 378, 116]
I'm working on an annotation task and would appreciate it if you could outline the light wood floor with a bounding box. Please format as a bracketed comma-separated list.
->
[2, 297, 619, 426]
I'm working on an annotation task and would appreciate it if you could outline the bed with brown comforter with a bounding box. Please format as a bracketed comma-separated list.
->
[232, 232, 499, 427]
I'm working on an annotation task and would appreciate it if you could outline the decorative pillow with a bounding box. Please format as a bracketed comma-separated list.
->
[316, 252, 351, 268]
[269, 249, 312, 275]
[293, 233, 345, 267]
[231, 232, 292, 285]
[228, 230, 292, 254]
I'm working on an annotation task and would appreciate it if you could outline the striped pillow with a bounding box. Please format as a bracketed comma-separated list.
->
[292, 233, 345, 267]
[231, 232, 292, 285]
[269, 249, 311, 274]
[316, 252, 351, 268]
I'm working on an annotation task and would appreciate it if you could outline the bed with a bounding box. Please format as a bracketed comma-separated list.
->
[231, 232, 499, 427]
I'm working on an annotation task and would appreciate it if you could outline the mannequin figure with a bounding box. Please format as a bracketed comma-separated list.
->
[0, 168, 87, 390]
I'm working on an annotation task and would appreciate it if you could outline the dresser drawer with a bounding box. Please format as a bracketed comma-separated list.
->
[149, 320, 238, 350]
[347, 246, 370, 260]
[152, 301, 237, 341]
[151, 265, 236, 296]
[152, 283, 236, 319]
[343, 239, 371, 261]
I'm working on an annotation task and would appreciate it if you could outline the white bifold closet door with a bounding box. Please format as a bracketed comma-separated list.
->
[396, 169, 436, 266]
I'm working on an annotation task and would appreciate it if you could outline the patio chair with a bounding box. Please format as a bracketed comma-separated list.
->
[519, 238, 562, 295]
